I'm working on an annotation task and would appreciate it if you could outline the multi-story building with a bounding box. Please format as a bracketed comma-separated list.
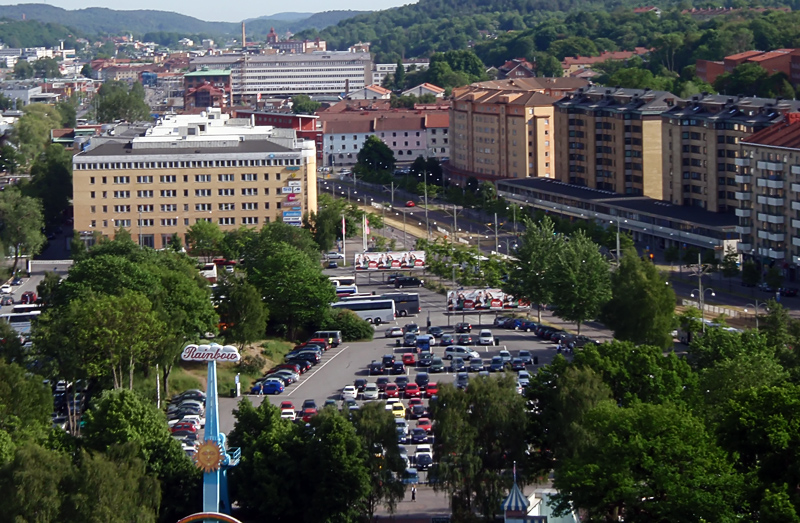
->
[72, 108, 317, 249]
[447, 78, 588, 182]
[661, 94, 800, 213]
[737, 113, 800, 270]
[554, 86, 678, 198]
[190, 52, 372, 99]
[371, 59, 430, 86]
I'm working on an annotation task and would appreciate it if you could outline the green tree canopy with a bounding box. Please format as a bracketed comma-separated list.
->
[94, 80, 151, 123]
[0, 186, 46, 273]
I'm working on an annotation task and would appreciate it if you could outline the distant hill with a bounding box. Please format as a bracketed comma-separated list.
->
[0, 4, 367, 38]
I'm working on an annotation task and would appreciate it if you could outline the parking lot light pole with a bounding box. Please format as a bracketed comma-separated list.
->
[744, 300, 767, 329]
[690, 287, 715, 332]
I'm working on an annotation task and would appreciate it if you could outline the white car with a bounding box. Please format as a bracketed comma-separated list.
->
[181, 414, 205, 428]
[385, 327, 404, 338]
[326, 252, 345, 260]
[280, 408, 296, 421]
[478, 330, 494, 345]
[341, 385, 358, 401]
[0, 284, 12, 294]
[363, 382, 380, 400]
[444, 345, 480, 360]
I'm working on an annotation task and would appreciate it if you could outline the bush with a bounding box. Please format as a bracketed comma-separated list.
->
[321, 308, 374, 341]
[239, 354, 266, 374]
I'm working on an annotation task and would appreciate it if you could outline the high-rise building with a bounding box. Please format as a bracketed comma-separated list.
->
[448, 78, 588, 182]
[554, 86, 679, 198]
[661, 94, 800, 213]
[72, 108, 317, 249]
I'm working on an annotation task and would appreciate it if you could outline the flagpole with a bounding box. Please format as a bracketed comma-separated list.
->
[342, 214, 347, 267]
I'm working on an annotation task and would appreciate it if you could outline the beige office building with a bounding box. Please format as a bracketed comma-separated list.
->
[449, 78, 588, 181]
[73, 109, 317, 248]
[554, 86, 678, 199]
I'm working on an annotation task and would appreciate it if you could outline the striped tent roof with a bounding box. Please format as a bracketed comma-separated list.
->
[501, 482, 530, 512]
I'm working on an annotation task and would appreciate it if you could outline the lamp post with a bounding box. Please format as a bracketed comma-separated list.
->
[610, 218, 626, 267]
[507, 205, 517, 234]
[744, 300, 768, 329]
[138, 209, 142, 247]
[690, 287, 716, 332]
[423, 169, 430, 241]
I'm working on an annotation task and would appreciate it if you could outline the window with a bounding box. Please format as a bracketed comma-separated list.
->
[242, 188, 257, 196]
[160, 175, 176, 183]
[114, 219, 131, 227]
[219, 203, 235, 211]
[241, 173, 257, 181]
[137, 204, 153, 212]
[136, 175, 153, 183]
[161, 218, 178, 226]
[161, 204, 177, 212]
[113, 205, 130, 213]
[218, 174, 234, 182]
[138, 218, 154, 227]
[195, 203, 212, 211]
[242, 217, 259, 225]
[195, 175, 211, 182]
[113, 191, 130, 198]
[160, 190, 176, 198]
[90, 191, 96, 198]
[137, 190, 153, 198]
[218, 217, 236, 225]
[90, 177, 95, 184]
[242, 202, 258, 210]
[113, 176, 130, 184]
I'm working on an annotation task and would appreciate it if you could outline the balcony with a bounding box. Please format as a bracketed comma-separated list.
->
[794, 238, 800, 248]
[758, 247, 786, 259]
[735, 192, 752, 201]
[792, 183, 800, 193]
[735, 208, 751, 218]
[757, 178, 784, 189]
[736, 225, 752, 234]
[758, 230, 785, 242]
[735, 174, 752, 184]
[738, 243, 752, 252]
[757, 195, 784, 206]
[793, 219, 800, 230]
[757, 160, 784, 171]
[757, 213, 785, 224]
[794, 255, 800, 265]
[734, 158, 751, 167]
[792, 165, 800, 175]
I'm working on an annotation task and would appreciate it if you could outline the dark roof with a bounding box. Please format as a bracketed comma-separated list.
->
[555, 86, 680, 114]
[497, 178, 737, 229]
[663, 94, 800, 127]
[78, 140, 293, 157]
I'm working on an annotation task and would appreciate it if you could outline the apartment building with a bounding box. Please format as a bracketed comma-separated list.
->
[554, 86, 678, 198]
[448, 78, 588, 182]
[190, 52, 372, 99]
[661, 94, 800, 213]
[737, 113, 800, 268]
[72, 108, 317, 248]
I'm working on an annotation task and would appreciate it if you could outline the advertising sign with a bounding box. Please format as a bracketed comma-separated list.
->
[181, 343, 241, 362]
[287, 194, 298, 202]
[281, 187, 293, 194]
[446, 289, 529, 311]
[283, 216, 302, 223]
[292, 187, 302, 193]
[288, 181, 301, 187]
[353, 251, 426, 270]
[283, 211, 302, 217]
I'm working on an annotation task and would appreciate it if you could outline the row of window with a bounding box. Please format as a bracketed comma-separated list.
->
[92, 187, 299, 199]
[90, 216, 264, 229]
[76, 159, 303, 170]
[100, 202, 266, 213]
[100, 173, 265, 185]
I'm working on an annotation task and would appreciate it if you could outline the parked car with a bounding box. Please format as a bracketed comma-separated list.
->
[261, 380, 285, 395]
[511, 358, 526, 371]
[781, 287, 799, 297]
[478, 329, 494, 345]
[354, 378, 368, 393]
[341, 385, 358, 401]
[499, 350, 512, 364]
[455, 372, 469, 389]
[391, 361, 406, 375]
[410, 427, 428, 444]
[415, 445, 433, 470]
[444, 346, 480, 360]
[439, 334, 456, 346]
[402, 353, 416, 366]
[385, 383, 400, 398]
[455, 322, 472, 333]
[302, 399, 317, 410]
[403, 323, 420, 334]
[405, 200, 416, 207]
[376, 376, 390, 392]
[386, 273, 403, 284]
[385, 326, 404, 338]
[517, 370, 531, 388]
[363, 382, 380, 400]
[402, 333, 417, 348]
[391, 402, 406, 419]
[326, 252, 345, 260]
[0, 295, 13, 306]
[418, 352, 433, 367]
[428, 326, 444, 338]
[395, 375, 409, 391]
[425, 382, 439, 397]
[449, 357, 466, 372]
[494, 316, 513, 327]
[489, 356, 506, 372]
[395, 276, 424, 288]
[382, 354, 396, 367]
[518, 350, 533, 365]
[410, 402, 428, 419]
[405, 383, 421, 398]
[280, 409, 296, 420]
[0, 284, 12, 294]
[468, 358, 484, 372]
[456, 334, 476, 345]
[415, 371, 430, 388]
[429, 357, 444, 373]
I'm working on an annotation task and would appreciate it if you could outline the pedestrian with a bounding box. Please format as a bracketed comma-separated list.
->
[411, 485, 416, 502]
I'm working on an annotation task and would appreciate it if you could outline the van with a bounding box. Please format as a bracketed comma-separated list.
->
[395, 276, 424, 289]
[314, 330, 342, 347]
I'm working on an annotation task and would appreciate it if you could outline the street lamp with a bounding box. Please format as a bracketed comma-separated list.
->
[690, 287, 716, 332]
[744, 300, 768, 329]
[609, 218, 627, 266]
[506, 205, 517, 234]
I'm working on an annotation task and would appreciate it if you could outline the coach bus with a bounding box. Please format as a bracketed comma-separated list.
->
[331, 299, 396, 325]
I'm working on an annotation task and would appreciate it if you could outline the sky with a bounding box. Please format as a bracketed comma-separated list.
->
[0, 0, 414, 22]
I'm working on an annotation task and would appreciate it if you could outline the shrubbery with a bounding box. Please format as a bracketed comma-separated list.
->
[321, 309, 374, 341]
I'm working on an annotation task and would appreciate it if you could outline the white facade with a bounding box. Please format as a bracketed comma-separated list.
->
[372, 60, 430, 85]
[323, 132, 373, 166]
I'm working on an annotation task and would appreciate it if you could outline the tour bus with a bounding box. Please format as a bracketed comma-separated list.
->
[341, 292, 421, 317]
[329, 276, 356, 287]
[11, 304, 41, 314]
[335, 285, 359, 297]
[331, 299, 396, 325]
[1, 311, 42, 324]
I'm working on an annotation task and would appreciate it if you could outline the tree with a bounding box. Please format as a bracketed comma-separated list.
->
[0, 187, 46, 274]
[0, 442, 72, 521]
[13, 103, 63, 166]
[0, 144, 21, 174]
[742, 259, 761, 287]
[393, 58, 406, 90]
[601, 247, 676, 348]
[551, 401, 742, 523]
[765, 265, 784, 291]
[25, 143, 72, 225]
[186, 219, 223, 262]
[94, 80, 151, 123]
[551, 229, 611, 334]
[215, 275, 268, 350]
[503, 216, 563, 323]
[32, 57, 61, 78]
[0, 360, 53, 443]
[351, 402, 406, 519]
[245, 242, 336, 338]
[291, 94, 321, 114]
[664, 244, 680, 269]
[432, 374, 528, 519]
[357, 135, 396, 175]
[720, 245, 740, 292]
[80, 63, 93, 78]
[13, 60, 34, 79]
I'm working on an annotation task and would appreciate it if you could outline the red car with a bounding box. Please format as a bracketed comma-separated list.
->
[404, 383, 421, 398]
[425, 382, 439, 396]
[385, 383, 400, 398]
[280, 401, 295, 411]
[306, 338, 331, 350]
[301, 408, 317, 422]
[21, 291, 36, 304]
[417, 417, 432, 433]
[405, 200, 416, 207]
[402, 353, 416, 366]
[408, 397, 423, 408]
[171, 422, 197, 433]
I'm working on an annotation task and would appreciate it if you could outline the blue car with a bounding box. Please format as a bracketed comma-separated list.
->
[251, 379, 284, 395]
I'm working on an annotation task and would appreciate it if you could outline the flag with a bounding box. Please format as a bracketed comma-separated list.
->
[342, 215, 346, 239]
[365, 217, 370, 236]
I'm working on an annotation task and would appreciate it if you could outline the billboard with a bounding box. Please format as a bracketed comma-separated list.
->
[353, 251, 425, 270]
[446, 289, 529, 311]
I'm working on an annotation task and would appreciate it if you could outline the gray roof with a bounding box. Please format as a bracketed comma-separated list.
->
[662, 94, 800, 128]
[555, 86, 681, 115]
[191, 51, 372, 67]
[78, 140, 293, 157]
[498, 177, 737, 229]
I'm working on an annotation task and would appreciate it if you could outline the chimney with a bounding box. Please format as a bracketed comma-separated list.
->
[787, 112, 800, 124]
[242, 22, 246, 49]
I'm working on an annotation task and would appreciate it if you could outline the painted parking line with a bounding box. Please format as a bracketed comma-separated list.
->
[286, 345, 351, 396]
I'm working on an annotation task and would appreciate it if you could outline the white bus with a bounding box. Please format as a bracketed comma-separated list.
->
[331, 299, 395, 325]
[329, 276, 356, 287]
[1, 311, 42, 324]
